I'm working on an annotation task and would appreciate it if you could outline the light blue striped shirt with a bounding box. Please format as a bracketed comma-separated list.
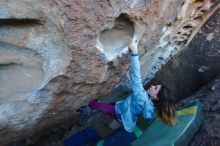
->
[115, 54, 156, 132]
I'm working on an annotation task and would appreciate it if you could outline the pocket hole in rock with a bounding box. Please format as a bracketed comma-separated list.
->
[99, 14, 134, 60]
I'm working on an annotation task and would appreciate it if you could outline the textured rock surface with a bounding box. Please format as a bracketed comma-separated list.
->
[151, 4, 220, 100]
[142, 0, 220, 83]
[0, 0, 219, 145]
[0, 0, 183, 145]
[177, 75, 220, 146]
[0, 0, 71, 145]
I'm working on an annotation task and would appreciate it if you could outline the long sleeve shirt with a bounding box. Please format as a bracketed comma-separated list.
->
[115, 54, 156, 132]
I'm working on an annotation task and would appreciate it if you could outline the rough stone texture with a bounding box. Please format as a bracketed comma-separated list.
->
[150, 3, 220, 100]
[0, 0, 219, 145]
[142, 0, 220, 83]
[0, 0, 184, 145]
[177, 75, 220, 146]
[0, 1, 71, 145]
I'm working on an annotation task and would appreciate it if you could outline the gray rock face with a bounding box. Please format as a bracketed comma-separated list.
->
[0, 0, 219, 145]
[0, 1, 71, 145]
[150, 5, 220, 101]
[177, 75, 220, 146]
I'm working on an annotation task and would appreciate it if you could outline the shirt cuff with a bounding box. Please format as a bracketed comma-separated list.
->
[131, 54, 139, 56]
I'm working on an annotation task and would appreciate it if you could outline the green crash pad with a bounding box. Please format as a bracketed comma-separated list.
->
[132, 100, 202, 146]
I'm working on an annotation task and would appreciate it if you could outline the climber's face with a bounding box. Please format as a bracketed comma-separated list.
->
[147, 84, 162, 100]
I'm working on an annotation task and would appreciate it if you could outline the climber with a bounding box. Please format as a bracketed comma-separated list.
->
[81, 40, 176, 132]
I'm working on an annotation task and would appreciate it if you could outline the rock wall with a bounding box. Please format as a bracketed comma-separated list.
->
[0, 0, 219, 145]
[177, 75, 220, 146]
[151, 3, 220, 101]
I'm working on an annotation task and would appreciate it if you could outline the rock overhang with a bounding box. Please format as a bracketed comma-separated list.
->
[0, 0, 219, 145]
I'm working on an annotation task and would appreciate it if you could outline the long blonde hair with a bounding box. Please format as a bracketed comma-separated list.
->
[153, 86, 176, 125]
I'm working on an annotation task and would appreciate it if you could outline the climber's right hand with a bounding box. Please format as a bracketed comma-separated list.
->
[128, 40, 139, 54]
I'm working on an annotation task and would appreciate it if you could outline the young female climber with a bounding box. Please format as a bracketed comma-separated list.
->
[86, 40, 176, 132]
